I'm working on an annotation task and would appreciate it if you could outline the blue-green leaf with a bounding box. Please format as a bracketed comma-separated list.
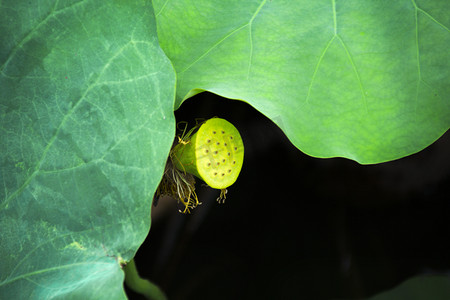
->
[0, 0, 175, 298]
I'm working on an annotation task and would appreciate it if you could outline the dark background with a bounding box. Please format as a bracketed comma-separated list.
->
[128, 92, 450, 300]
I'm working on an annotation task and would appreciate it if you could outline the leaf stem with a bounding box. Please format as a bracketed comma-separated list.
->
[123, 258, 167, 300]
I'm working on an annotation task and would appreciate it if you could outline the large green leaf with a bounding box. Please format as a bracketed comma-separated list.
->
[154, 0, 450, 163]
[0, 0, 175, 298]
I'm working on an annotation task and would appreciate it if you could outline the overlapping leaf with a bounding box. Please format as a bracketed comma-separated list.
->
[0, 0, 175, 298]
[154, 0, 450, 163]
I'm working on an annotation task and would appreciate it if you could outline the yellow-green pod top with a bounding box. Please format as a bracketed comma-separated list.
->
[172, 118, 244, 189]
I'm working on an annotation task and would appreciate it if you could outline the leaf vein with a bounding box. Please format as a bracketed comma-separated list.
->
[411, 0, 450, 33]
[247, 0, 268, 80]
[179, 23, 249, 74]
[0, 41, 134, 211]
[1, 262, 112, 287]
[305, 35, 336, 103]
[155, 0, 171, 17]
[413, 4, 421, 116]
[337, 36, 368, 114]
[181, 1, 268, 75]
[0, 0, 86, 75]
[1, 223, 117, 286]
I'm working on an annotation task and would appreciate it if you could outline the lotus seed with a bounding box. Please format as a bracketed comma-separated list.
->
[212, 131, 216, 134]
[221, 130, 225, 134]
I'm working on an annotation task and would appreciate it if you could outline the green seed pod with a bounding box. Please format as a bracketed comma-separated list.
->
[171, 118, 244, 189]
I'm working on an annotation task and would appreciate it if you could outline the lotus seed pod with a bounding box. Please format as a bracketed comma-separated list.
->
[172, 118, 244, 189]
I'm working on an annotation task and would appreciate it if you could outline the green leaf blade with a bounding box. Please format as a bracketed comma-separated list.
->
[155, 0, 450, 163]
[1, 0, 175, 298]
